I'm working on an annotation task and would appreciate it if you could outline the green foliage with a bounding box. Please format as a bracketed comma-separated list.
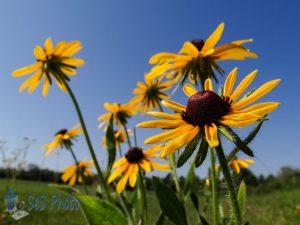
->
[105, 115, 116, 180]
[195, 138, 208, 168]
[48, 183, 80, 195]
[78, 196, 127, 225]
[218, 125, 254, 157]
[237, 181, 246, 219]
[178, 134, 201, 167]
[183, 164, 195, 199]
[153, 176, 188, 225]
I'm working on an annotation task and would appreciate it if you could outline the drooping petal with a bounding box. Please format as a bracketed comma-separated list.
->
[129, 163, 139, 187]
[144, 123, 194, 144]
[160, 126, 200, 157]
[42, 78, 51, 96]
[108, 163, 128, 184]
[149, 161, 170, 171]
[62, 58, 85, 67]
[12, 62, 43, 77]
[204, 123, 219, 147]
[116, 167, 130, 193]
[139, 159, 152, 172]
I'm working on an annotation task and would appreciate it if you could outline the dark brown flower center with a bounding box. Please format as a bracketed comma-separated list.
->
[191, 39, 205, 51]
[183, 91, 230, 126]
[125, 147, 144, 163]
[55, 129, 68, 136]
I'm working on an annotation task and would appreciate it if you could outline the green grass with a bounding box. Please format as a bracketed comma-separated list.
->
[0, 179, 299, 225]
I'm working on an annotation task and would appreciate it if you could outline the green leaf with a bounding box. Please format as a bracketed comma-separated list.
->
[177, 134, 201, 167]
[105, 115, 116, 179]
[153, 177, 188, 225]
[183, 164, 195, 199]
[199, 216, 210, 225]
[218, 125, 254, 157]
[78, 196, 127, 225]
[48, 184, 80, 195]
[195, 139, 208, 168]
[155, 212, 165, 225]
[190, 191, 199, 210]
[238, 181, 247, 218]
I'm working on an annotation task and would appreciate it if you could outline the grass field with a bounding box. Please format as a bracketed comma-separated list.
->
[0, 179, 299, 225]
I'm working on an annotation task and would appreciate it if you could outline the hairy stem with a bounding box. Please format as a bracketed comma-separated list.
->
[210, 148, 218, 225]
[216, 143, 242, 225]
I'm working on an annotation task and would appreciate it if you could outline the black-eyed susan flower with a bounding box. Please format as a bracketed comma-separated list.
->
[146, 23, 257, 85]
[229, 158, 254, 174]
[138, 68, 280, 157]
[130, 76, 173, 115]
[102, 129, 131, 148]
[43, 124, 83, 156]
[98, 102, 137, 129]
[108, 146, 170, 193]
[12, 37, 84, 96]
[61, 160, 94, 186]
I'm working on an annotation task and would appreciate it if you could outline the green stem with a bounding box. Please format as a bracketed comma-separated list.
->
[138, 170, 148, 225]
[69, 147, 88, 195]
[169, 153, 182, 197]
[122, 122, 132, 148]
[62, 80, 111, 201]
[119, 194, 136, 225]
[216, 143, 242, 225]
[118, 145, 123, 158]
[210, 148, 218, 225]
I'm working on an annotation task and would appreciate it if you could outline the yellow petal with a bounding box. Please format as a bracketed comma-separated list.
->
[129, 164, 139, 187]
[204, 78, 214, 91]
[213, 48, 258, 60]
[144, 123, 194, 144]
[202, 22, 224, 53]
[230, 70, 258, 102]
[179, 42, 199, 58]
[28, 70, 43, 93]
[62, 58, 85, 67]
[143, 145, 162, 157]
[12, 62, 43, 77]
[61, 41, 82, 57]
[139, 159, 152, 172]
[61, 67, 77, 76]
[116, 167, 130, 193]
[204, 123, 219, 147]
[183, 84, 197, 97]
[220, 118, 259, 128]
[231, 161, 240, 174]
[223, 67, 238, 96]
[44, 37, 54, 56]
[161, 100, 186, 112]
[150, 161, 170, 171]
[69, 174, 77, 186]
[137, 119, 185, 129]
[149, 52, 178, 64]
[34, 45, 46, 61]
[146, 111, 181, 120]
[108, 163, 128, 184]
[161, 126, 200, 157]
[231, 39, 254, 45]
[42, 78, 51, 97]
[53, 41, 68, 55]
[232, 79, 281, 110]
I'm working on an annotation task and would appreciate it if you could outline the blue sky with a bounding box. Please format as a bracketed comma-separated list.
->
[0, 0, 299, 177]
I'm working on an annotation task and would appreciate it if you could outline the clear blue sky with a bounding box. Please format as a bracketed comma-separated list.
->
[0, 0, 299, 177]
